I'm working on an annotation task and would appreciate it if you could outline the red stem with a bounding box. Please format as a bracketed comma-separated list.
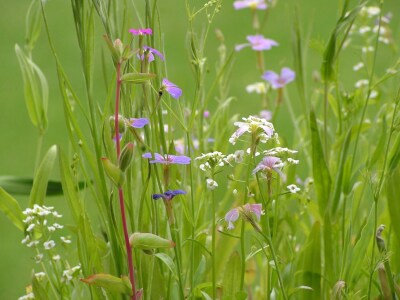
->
[115, 61, 137, 300]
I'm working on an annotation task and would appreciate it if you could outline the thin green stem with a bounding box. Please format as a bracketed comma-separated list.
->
[211, 173, 216, 300]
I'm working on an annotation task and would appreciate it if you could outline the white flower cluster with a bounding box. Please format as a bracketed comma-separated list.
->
[62, 264, 82, 283]
[229, 115, 277, 145]
[226, 150, 245, 164]
[196, 151, 229, 172]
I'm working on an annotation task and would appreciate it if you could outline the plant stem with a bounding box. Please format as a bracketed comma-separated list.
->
[115, 61, 137, 300]
[211, 174, 216, 300]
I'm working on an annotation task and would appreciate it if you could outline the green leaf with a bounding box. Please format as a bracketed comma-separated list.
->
[120, 73, 156, 84]
[81, 273, 132, 296]
[222, 251, 241, 299]
[29, 145, 57, 207]
[15, 44, 49, 133]
[310, 111, 331, 214]
[25, 0, 42, 51]
[0, 187, 24, 231]
[296, 221, 322, 300]
[387, 162, 400, 244]
[154, 253, 178, 280]
[32, 275, 49, 300]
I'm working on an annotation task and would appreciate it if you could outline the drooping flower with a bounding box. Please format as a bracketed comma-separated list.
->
[152, 190, 187, 201]
[129, 118, 149, 128]
[233, 0, 267, 10]
[229, 115, 275, 145]
[138, 46, 164, 62]
[142, 152, 191, 165]
[252, 156, 284, 175]
[161, 78, 182, 99]
[235, 35, 278, 52]
[129, 28, 153, 35]
[262, 67, 295, 89]
[225, 203, 264, 230]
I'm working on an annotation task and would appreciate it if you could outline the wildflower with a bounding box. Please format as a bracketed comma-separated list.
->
[287, 157, 299, 165]
[259, 110, 272, 121]
[229, 115, 275, 145]
[225, 203, 263, 230]
[27, 241, 39, 248]
[263, 147, 298, 156]
[142, 152, 191, 164]
[152, 190, 186, 201]
[129, 28, 153, 35]
[362, 46, 374, 53]
[287, 184, 301, 194]
[53, 223, 64, 229]
[129, 118, 149, 128]
[196, 151, 229, 172]
[355, 79, 369, 88]
[206, 178, 218, 190]
[252, 156, 284, 176]
[26, 223, 35, 232]
[262, 67, 295, 89]
[233, 0, 267, 10]
[35, 253, 44, 263]
[359, 26, 371, 34]
[161, 78, 182, 99]
[43, 240, 56, 250]
[62, 265, 81, 283]
[353, 62, 364, 71]
[60, 237, 72, 244]
[246, 82, 267, 94]
[34, 272, 46, 281]
[138, 46, 164, 62]
[18, 293, 35, 300]
[21, 235, 30, 244]
[47, 226, 56, 232]
[235, 35, 278, 52]
[52, 255, 61, 261]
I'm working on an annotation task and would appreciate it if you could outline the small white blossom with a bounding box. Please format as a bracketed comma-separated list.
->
[358, 26, 371, 34]
[52, 255, 61, 261]
[35, 253, 44, 263]
[246, 148, 260, 156]
[229, 115, 275, 145]
[353, 62, 364, 71]
[61, 237, 72, 244]
[287, 184, 301, 194]
[386, 68, 397, 74]
[246, 82, 267, 94]
[355, 79, 369, 88]
[53, 223, 64, 229]
[21, 235, 30, 244]
[26, 223, 35, 232]
[234, 150, 245, 163]
[370, 90, 378, 99]
[62, 265, 81, 283]
[379, 37, 389, 44]
[206, 178, 218, 191]
[52, 211, 63, 218]
[18, 292, 35, 300]
[23, 216, 34, 224]
[27, 241, 39, 248]
[233, 189, 238, 195]
[44, 240, 56, 250]
[361, 6, 380, 17]
[263, 147, 298, 156]
[35, 272, 46, 281]
[287, 158, 299, 165]
[362, 46, 374, 53]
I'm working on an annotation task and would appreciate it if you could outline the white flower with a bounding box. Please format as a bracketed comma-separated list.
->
[263, 147, 297, 156]
[44, 240, 56, 250]
[287, 184, 301, 194]
[47, 226, 55, 232]
[27, 241, 39, 248]
[21, 235, 30, 244]
[35, 253, 44, 263]
[53, 223, 64, 229]
[366, 6, 380, 16]
[386, 68, 397, 74]
[229, 115, 275, 145]
[362, 46, 374, 53]
[379, 37, 389, 44]
[61, 237, 72, 244]
[246, 148, 260, 156]
[18, 292, 35, 300]
[26, 223, 35, 232]
[355, 79, 369, 88]
[52, 255, 61, 261]
[246, 82, 267, 94]
[233, 189, 238, 195]
[353, 62, 364, 71]
[35, 272, 46, 281]
[287, 158, 299, 165]
[23, 216, 34, 224]
[234, 150, 245, 163]
[358, 26, 371, 34]
[62, 265, 81, 283]
[52, 211, 63, 218]
[370, 90, 378, 99]
[206, 178, 218, 191]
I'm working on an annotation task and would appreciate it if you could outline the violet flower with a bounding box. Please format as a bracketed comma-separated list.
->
[129, 118, 149, 128]
[262, 67, 295, 89]
[235, 35, 278, 52]
[252, 156, 284, 176]
[142, 153, 191, 165]
[129, 28, 153, 35]
[225, 203, 263, 230]
[138, 46, 164, 62]
[161, 78, 182, 99]
[152, 190, 186, 201]
[233, 0, 267, 10]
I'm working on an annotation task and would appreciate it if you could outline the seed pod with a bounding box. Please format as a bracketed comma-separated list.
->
[119, 143, 134, 171]
[129, 232, 175, 250]
[101, 157, 125, 187]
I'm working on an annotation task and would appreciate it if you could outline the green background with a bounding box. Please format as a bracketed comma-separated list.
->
[0, 0, 398, 298]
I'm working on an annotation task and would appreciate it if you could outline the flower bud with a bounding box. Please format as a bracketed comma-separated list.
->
[129, 232, 175, 250]
[101, 157, 125, 187]
[109, 115, 127, 135]
[81, 273, 132, 296]
[119, 143, 134, 171]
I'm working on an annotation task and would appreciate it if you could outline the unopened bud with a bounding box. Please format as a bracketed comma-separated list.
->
[101, 157, 125, 187]
[119, 143, 134, 171]
[113, 39, 124, 56]
[81, 273, 132, 296]
[109, 115, 127, 135]
[129, 232, 175, 250]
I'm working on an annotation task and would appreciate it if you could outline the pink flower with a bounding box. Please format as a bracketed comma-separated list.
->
[262, 68, 295, 89]
[129, 28, 153, 35]
[252, 156, 284, 176]
[236, 35, 278, 52]
[233, 0, 267, 10]
[225, 203, 264, 230]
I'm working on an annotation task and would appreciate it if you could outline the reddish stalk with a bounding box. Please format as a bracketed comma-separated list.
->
[114, 61, 137, 300]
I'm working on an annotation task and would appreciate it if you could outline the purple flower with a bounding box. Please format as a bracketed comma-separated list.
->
[162, 78, 182, 99]
[142, 153, 191, 165]
[152, 190, 186, 201]
[234, 0, 267, 10]
[129, 28, 153, 35]
[252, 156, 284, 175]
[225, 203, 263, 230]
[129, 118, 149, 128]
[235, 35, 278, 52]
[138, 46, 164, 62]
[262, 67, 295, 89]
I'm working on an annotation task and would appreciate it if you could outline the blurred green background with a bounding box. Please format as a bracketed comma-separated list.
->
[0, 0, 398, 298]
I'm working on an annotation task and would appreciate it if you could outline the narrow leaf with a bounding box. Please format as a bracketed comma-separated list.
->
[154, 253, 178, 280]
[121, 73, 156, 84]
[0, 187, 24, 231]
